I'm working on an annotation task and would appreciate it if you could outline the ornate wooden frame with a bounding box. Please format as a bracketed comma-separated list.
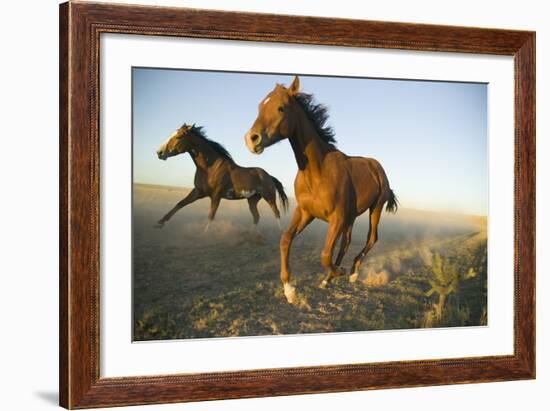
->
[59, 1, 535, 408]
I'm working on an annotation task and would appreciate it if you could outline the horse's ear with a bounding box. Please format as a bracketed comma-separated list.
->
[288, 76, 300, 95]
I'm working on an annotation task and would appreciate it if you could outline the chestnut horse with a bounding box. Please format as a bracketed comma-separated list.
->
[156, 123, 288, 230]
[244, 77, 397, 304]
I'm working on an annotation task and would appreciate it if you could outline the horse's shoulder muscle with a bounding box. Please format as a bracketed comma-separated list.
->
[193, 171, 208, 191]
[293, 171, 307, 190]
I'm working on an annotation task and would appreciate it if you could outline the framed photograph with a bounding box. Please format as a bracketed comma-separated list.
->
[59, 2, 535, 409]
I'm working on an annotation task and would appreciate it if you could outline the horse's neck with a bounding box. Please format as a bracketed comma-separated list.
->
[189, 140, 222, 171]
[289, 106, 331, 175]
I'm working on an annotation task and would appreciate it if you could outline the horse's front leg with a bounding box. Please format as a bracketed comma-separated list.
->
[334, 222, 354, 275]
[204, 195, 221, 232]
[156, 188, 203, 228]
[319, 217, 345, 288]
[280, 207, 313, 304]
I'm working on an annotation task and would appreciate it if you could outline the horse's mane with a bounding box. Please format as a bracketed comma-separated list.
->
[294, 92, 337, 147]
[189, 125, 234, 162]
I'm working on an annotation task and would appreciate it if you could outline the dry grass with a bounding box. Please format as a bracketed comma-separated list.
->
[133, 183, 487, 341]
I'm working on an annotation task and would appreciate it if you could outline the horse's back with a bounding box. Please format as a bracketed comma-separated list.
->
[228, 164, 273, 193]
[231, 164, 268, 181]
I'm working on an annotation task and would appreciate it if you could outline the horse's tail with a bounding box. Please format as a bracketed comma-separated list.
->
[385, 189, 398, 214]
[271, 176, 289, 213]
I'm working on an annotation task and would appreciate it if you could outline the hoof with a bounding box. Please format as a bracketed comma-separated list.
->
[319, 280, 329, 289]
[155, 221, 165, 229]
[349, 273, 359, 283]
[283, 283, 297, 304]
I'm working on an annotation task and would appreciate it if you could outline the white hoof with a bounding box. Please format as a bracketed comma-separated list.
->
[319, 280, 328, 289]
[349, 273, 359, 283]
[283, 283, 297, 304]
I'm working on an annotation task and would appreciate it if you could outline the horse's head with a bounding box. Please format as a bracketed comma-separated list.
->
[156, 123, 196, 160]
[244, 76, 301, 154]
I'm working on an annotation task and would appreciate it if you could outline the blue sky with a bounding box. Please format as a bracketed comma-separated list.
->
[133, 68, 487, 215]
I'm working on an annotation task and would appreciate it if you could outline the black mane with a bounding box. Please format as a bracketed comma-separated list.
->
[189, 125, 234, 162]
[294, 92, 337, 147]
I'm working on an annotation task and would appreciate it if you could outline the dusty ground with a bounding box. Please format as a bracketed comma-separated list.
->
[133, 183, 487, 341]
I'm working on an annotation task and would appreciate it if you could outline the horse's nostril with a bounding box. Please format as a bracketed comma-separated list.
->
[251, 134, 260, 143]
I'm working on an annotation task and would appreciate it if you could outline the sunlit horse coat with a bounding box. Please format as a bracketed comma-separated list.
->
[244, 77, 397, 304]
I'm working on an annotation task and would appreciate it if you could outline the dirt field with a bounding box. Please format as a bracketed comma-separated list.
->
[133, 183, 487, 341]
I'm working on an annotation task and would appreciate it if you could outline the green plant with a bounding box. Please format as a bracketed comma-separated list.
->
[425, 253, 459, 320]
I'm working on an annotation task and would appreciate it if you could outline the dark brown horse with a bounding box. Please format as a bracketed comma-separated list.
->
[156, 123, 288, 230]
[244, 76, 397, 304]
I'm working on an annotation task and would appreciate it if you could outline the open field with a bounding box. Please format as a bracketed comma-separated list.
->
[133, 183, 487, 341]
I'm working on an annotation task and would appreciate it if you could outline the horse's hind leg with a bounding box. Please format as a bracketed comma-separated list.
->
[264, 194, 282, 230]
[247, 194, 261, 228]
[349, 202, 383, 283]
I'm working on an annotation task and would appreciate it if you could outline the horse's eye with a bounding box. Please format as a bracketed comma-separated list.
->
[278, 106, 284, 113]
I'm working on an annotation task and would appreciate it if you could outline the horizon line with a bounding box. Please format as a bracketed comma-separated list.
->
[133, 181, 488, 219]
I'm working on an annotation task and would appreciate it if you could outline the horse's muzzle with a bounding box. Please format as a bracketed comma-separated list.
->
[244, 131, 264, 154]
